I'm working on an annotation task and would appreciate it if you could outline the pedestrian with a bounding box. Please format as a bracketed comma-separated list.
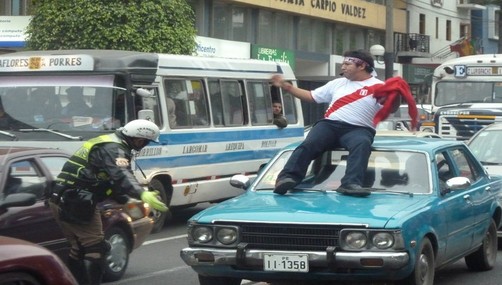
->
[271, 49, 400, 197]
[48, 119, 168, 285]
[272, 100, 288, 128]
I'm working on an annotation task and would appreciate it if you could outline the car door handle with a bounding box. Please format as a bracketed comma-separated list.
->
[463, 194, 473, 204]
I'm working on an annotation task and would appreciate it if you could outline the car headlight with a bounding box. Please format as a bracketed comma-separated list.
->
[192, 227, 213, 243]
[345, 232, 367, 249]
[216, 227, 238, 245]
[372, 232, 394, 249]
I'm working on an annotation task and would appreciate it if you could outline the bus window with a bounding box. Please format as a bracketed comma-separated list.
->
[248, 81, 273, 126]
[165, 79, 186, 127]
[208, 80, 224, 126]
[135, 87, 162, 128]
[282, 87, 298, 124]
[494, 83, 502, 102]
[189, 80, 209, 127]
[221, 80, 245, 126]
[164, 79, 209, 128]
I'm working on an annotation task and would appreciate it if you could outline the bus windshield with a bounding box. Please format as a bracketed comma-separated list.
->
[0, 75, 127, 135]
[435, 81, 502, 106]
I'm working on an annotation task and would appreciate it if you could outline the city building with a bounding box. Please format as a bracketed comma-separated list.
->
[0, 0, 494, 123]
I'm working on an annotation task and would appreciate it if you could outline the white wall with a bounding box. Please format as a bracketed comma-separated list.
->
[407, 1, 470, 55]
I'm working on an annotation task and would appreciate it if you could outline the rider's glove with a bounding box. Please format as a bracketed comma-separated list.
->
[141, 190, 168, 212]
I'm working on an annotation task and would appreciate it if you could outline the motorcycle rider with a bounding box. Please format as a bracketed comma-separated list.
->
[49, 119, 168, 285]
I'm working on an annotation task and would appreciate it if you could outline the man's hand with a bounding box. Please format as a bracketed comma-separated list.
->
[270, 74, 284, 87]
[141, 191, 168, 212]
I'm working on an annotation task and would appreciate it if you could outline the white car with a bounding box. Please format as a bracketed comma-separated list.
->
[467, 123, 502, 176]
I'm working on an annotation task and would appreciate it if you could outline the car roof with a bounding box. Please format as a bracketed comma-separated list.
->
[285, 136, 459, 153]
[376, 130, 442, 138]
[0, 146, 69, 159]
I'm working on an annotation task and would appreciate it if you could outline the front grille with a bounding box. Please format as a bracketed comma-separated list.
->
[216, 222, 365, 251]
[438, 115, 497, 140]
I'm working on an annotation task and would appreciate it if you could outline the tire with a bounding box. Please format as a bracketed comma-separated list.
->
[0, 272, 40, 285]
[149, 179, 173, 233]
[403, 237, 435, 285]
[102, 227, 130, 282]
[198, 275, 242, 285]
[465, 219, 497, 271]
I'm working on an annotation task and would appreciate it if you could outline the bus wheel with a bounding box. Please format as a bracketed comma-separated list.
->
[149, 179, 173, 233]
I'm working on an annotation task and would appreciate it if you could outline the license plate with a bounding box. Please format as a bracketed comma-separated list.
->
[263, 253, 309, 272]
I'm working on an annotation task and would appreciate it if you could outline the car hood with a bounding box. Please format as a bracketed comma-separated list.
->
[191, 191, 430, 228]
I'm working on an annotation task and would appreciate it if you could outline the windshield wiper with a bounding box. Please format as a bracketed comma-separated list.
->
[290, 187, 327, 193]
[370, 187, 414, 197]
[0, 130, 17, 140]
[255, 187, 327, 193]
[481, 161, 502, 165]
[19, 128, 83, 140]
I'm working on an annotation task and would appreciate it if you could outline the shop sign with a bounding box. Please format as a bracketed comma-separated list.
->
[251, 45, 295, 70]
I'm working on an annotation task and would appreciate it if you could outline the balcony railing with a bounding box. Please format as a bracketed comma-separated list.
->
[395, 32, 430, 53]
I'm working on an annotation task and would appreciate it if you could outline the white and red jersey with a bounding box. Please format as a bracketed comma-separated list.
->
[311, 77, 384, 129]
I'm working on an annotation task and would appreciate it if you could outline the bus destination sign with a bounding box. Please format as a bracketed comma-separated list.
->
[0, 54, 94, 72]
[466, 66, 502, 76]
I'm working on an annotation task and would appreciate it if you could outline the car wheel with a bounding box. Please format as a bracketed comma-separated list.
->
[198, 275, 241, 285]
[403, 237, 435, 285]
[103, 227, 130, 282]
[149, 179, 173, 233]
[465, 219, 497, 271]
[0, 272, 40, 285]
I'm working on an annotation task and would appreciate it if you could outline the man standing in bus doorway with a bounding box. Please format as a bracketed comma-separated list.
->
[48, 119, 168, 285]
[271, 49, 397, 197]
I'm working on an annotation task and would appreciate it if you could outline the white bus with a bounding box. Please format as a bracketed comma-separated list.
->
[425, 54, 502, 140]
[0, 50, 304, 232]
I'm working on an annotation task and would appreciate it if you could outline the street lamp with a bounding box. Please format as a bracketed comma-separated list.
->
[370, 44, 385, 63]
[370, 44, 393, 80]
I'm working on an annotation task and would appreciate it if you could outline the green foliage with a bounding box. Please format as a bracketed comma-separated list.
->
[26, 0, 197, 54]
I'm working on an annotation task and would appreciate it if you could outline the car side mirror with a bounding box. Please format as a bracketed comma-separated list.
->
[0, 193, 37, 211]
[441, 176, 471, 195]
[138, 109, 155, 122]
[230, 174, 250, 190]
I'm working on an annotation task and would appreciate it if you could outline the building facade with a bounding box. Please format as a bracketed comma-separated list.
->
[0, 0, 495, 123]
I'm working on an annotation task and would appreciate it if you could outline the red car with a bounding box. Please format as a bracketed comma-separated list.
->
[0, 147, 154, 282]
[0, 235, 78, 285]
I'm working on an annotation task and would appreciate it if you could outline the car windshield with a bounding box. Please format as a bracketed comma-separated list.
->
[469, 129, 502, 164]
[255, 149, 431, 194]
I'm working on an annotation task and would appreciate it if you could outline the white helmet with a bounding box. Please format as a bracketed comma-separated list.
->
[121, 119, 160, 143]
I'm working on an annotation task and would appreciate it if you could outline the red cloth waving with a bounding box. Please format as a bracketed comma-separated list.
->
[372, 77, 418, 130]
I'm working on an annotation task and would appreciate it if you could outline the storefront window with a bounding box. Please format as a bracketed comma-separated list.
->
[313, 20, 331, 54]
[334, 26, 347, 54]
[212, 1, 251, 42]
[297, 18, 311, 51]
[274, 13, 294, 50]
[0, 0, 29, 15]
[257, 10, 273, 46]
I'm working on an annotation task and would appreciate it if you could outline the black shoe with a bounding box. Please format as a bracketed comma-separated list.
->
[274, 178, 297, 195]
[336, 184, 371, 197]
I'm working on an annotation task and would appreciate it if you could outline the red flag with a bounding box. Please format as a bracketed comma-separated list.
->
[450, 38, 474, 57]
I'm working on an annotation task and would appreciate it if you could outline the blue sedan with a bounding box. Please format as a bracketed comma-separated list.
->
[180, 137, 502, 285]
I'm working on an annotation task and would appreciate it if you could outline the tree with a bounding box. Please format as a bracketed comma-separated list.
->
[25, 0, 197, 54]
